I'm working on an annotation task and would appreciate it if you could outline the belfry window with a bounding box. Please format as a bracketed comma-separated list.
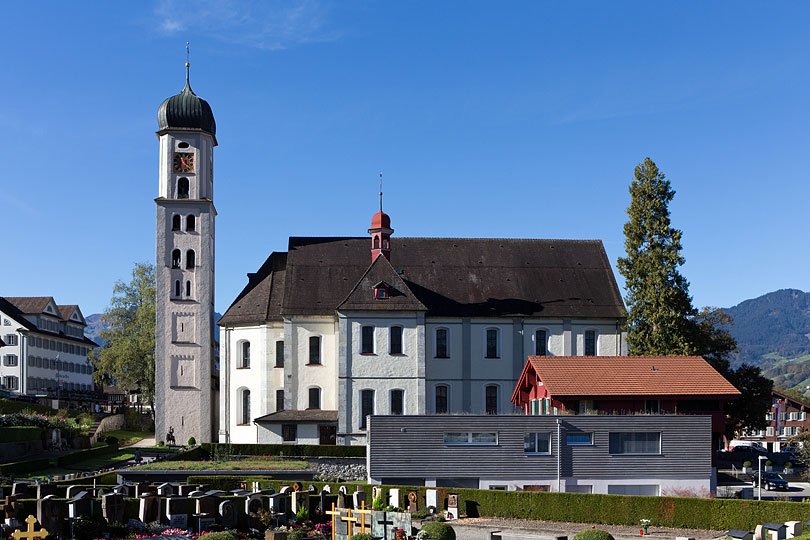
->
[374, 236, 380, 249]
[186, 215, 195, 231]
[186, 280, 191, 297]
[177, 178, 189, 199]
[186, 250, 195, 269]
[171, 249, 181, 268]
[174, 280, 180, 297]
[172, 215, 181, 231]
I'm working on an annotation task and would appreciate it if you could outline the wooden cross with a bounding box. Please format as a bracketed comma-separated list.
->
[354, 501, 372, 534]
[12, 516, 49, 540]
[325, 502, 341, 540]
[340, 509, 357, 538]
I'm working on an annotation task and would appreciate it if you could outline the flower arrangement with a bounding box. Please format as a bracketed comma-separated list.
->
[395, 528, 408, 539]
[640, 519, 650, 534]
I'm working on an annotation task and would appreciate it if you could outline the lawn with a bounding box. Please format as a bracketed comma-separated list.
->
[103, 430, 154, 446]
[24, 450, 137, 479]
[133, 458, 309, 471]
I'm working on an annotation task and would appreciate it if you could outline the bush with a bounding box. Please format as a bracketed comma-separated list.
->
[766, 460, 773, 466]
[198, 533, 237, 540]
[104, 435, 119, 446]
[573, 530, 615, 540]
[786, 462, 793, 468]
[743, 460, 752, 467]
[188, 436, 197, 446]
[351, 535, 375, 540]
[0, 426, 44, 442]
[420, 522, 456, 540]
[201, 442, 366, 458]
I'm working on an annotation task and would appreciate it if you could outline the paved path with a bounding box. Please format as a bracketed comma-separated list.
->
[127, 437, 157, 448]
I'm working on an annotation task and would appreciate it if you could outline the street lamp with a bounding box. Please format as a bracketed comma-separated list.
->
[758, 455, 768, 500]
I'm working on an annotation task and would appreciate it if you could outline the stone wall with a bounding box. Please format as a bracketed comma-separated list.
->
[0, 440, 44, 462]
[89, 414, 126, 446]
[305, 457, 366, 482]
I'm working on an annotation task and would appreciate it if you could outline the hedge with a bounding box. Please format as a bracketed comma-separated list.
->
[0, 457, 51, 476]
[201, 443, 366, 458]
[183, 476, 810, 531]
[0, 426, 45, 442]
[55, 441, 119, 467]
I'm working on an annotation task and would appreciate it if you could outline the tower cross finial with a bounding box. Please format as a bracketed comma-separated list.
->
[379, 172, 383, 212]
[185, 41, 190, 85]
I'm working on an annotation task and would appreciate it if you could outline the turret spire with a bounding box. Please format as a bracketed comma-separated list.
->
[369, 172, 393, 262]
[379, 172, 383, 212]
[185, 41, 191, 88]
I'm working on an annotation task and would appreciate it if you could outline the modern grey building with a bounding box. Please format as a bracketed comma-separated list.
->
[367, 414, 713, 495]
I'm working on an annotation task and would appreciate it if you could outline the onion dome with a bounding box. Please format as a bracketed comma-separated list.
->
[371, 210, 391, 230]
[157, 64, 216, 135]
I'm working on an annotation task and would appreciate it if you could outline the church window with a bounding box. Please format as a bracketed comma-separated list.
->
[309, 336, 321, 365]
[360, 389, 374, 429]
[383, 238, 390, 249]
[361, 326, 375, 354]
[436, 328, 449, 358]
[390, 389, 404, 415]
[186, 281, 191, 297]
[276, 389, 285, 411]
[535, 329, 547, 356]
[186, 250, 195, 269]
[584, 330, 597, 356]
[239, 341, 250, 368]
[485, 384, 499, 414]
[435, 385, 449, 414]
[275, 340, 284, 368]
[240, 389, 251, 425]
[174, 280, 181, 298]
[186, 215, 196, 231]
[172, 215, 181, 231]
[374, 236, 380, 249]
[390, 326, 403, 354]
[177, 178, 189, 199]
[485, 328, 500, 359]
[308, 387, 321, 410]
[171, 249, 181, 268]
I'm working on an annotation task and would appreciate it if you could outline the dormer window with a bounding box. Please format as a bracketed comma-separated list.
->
[373, 281, 390, 300]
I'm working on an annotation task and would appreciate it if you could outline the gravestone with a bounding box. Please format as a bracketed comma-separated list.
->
[3, 495, 21, 529]
[36, 484, 56, 500]
[408, 491, 418, 513]
[291, 491, 308, 517]
[322, 485, 332, 493]
[337, 490, 349, 509]
[353, 490, 367, 510]
[391, 511, 413, 540]
[220, 500, 238, 528]
[65, 485, 83, 499]
[188, 490, 205, 498]
[139, 494, 161, 524]
[319, 489, 329, 512]
[447, 493, 459, 520]
[280, 486, 292, 494]
[251, 481, 261, 492]
[269, 492, 288, 517]
[246, 494, 264, 529]
[134, 483, 150, 497]
[11, 482, 31, 499]
[178, 485, 196, 497]
[292, 482, 303, 492]
[157, 483, 174, 496]
[764, 523, 787, 540]
[114, 484, 130, 497]
[372, 486, 381, 502]
[102, 493, 125, 524]
[167, 496, 189, 529]
[727, 531, 754, 540]
[786, 522, 803, 539]
[426, 489, 438, 512]
[334, 508, 351, 539]
[196, 484, 211, 493]
[388, 488, 400, 508]
[756, 525, 765, 540]
[195, 494, 219, 531]
[373, 511, 395, 540]
[68, 491, 93, 519]
[37, 495, 62, 535]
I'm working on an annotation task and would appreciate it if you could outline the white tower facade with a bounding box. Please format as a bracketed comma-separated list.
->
[155, 67, 218, 444]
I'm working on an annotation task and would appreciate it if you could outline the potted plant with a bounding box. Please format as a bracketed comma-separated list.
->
[765, 460, 773, 472]
[784, 461, 794, 474]
[742, 460, 752, 474]
[251, 508, 289, 540]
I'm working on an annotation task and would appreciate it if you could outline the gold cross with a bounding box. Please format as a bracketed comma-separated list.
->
[354, 501, 372, 534]
[12, 516, 49, 540]
[340, 509, 357, 538]
[325, 503, 341, 540]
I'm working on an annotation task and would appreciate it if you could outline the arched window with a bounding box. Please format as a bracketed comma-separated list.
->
[389, 326, 403, 354]
[435, 385, 449, 414]
[172, 215, 181, 231]
[186, 250, 195, 269]
[177, 178, 189, 199]
[186, 215, 195, 231]
[485, 384, 499, 415]
[186, 280, 191, 297]
[584, 330, 597, 356]
[390, 389, 404, 415]
[485, 328, 500, 358]
[240, 389, 251, 425]
[435, 328, 449, 358]
[535, 329, 547, 356]
[374, 236, 380, 249]
[171, 249, 181, 268]
[360, 389, 374, 429]
[308, 387, 321, 410]
[239, 341, 250, 368]
[309, 336, 321, 365]
[174, 280, 181, 297]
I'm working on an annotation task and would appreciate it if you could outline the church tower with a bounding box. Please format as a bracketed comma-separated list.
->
[154, 59, 217, 444]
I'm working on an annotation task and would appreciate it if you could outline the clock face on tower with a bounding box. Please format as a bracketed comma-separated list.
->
[173, 152, 195, 173]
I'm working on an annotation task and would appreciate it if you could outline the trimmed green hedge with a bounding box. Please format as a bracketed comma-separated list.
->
[0, 426, 45, 442]
[55, 441, 119, 467]
[0, 457, 51, 476]
[52, 470, 119, 485]
[166, 445, 205, 461]
[186, 475, 276, 491]
[201, 442, 366, 458]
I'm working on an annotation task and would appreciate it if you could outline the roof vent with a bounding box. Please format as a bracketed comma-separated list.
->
[650, 365, 658, 372]
[396, 269, 404, 275]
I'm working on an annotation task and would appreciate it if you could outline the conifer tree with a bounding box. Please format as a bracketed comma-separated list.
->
[617, 157, 697, 355]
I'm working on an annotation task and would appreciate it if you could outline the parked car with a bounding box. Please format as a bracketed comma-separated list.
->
[729, 440, 767, 452]
[752, 471, 789, 490]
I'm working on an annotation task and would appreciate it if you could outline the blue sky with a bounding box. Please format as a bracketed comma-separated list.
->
[2, 1, 808, 316]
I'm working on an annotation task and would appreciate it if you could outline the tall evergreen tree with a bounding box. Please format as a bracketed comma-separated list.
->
[617, 157, 697, 355]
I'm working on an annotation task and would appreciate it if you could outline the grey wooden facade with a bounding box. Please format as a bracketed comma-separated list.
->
[367, 414, 712, 494]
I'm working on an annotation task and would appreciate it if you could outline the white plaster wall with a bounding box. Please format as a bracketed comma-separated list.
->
[424, 320, 463, 381]
[292, 318, 338, 410]
[572, 321, 625, 356]
[476, 477, 710, 495]
[257, 423, 319, 444]
[349, 316, 419, 378]
[522, 321, 565, 356]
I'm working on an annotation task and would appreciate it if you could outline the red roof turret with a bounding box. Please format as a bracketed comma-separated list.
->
[371, 210, 391, 230]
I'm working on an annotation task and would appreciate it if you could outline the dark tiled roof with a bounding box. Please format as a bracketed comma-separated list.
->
[0, 297, 37, 331]
[57, 305, 83, 324]
[4, 297, 53, 314]
[338, 254, 427, 312]
[253, 410, 338, 423]
[218, 252, 287, 326]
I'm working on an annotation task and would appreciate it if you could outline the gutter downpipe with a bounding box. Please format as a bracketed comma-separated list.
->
[557, 417, 561, 492]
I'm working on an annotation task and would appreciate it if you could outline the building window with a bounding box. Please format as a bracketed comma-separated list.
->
[171, 249, 181, 268]
[609, 432, 661, 454]
[566, 432, 593, 445]
[374, 236, 380, 249]
[186, 215, 195, 231]
[3, 355, 18, 367]
[584, 330, 596, 356]
[308, 387, 321, 410]
[485, 328, 499, 358]
[309, 336, 321, 365]
[524, 432, 552, 454]
[172, 215, 181, 231]
[275, 340, 284, 368]
[535, 329, 547, 356]
[239, 341, 250, 368]
[390, 326, 403, 354]
[174, 280, 181, 298]
[186, 281, 192, 297]
[2, 376, 18, 390]
[374, 286, 389, 300]
[390, 389, 404, 415]
[485, 385, 499, 414]
[186, 250, 195, 269]
[435, 328, 449, 358]
[360, 389, 374, 430]
[766, 426, 774, 437]
[645, 400, 659, 414]
[443, 432, 498, 445]
[435, 385, 448, 414]
[282, 424, 297, 442]
[177, 177, 189, 199]
[361, 326, 375, 354]
[276, 389, 284, 412]
[240, 389, 251, 425]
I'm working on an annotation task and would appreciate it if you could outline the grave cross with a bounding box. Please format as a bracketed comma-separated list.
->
[340, 510, 357, 539]
[325, 503, 341, 540]
[12, 515, 49, 540]
[354, 501, 372, 534]
[377, 513, 396, 540]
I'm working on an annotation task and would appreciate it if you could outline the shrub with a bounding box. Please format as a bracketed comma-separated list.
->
[786, 462, 793, 468]
[351, 535, 375, 540]
[200, 442, 366, 458]
[766, 460, 773, 466]
[104, 435, 119, 446]
[743, 460, 752, 467]
[198, 533, 238, 540]
[573, 530, 615, 540]
[157, 440, 165, 446]
[188, 436, 197, 446]
[420, 522, 456, 540]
